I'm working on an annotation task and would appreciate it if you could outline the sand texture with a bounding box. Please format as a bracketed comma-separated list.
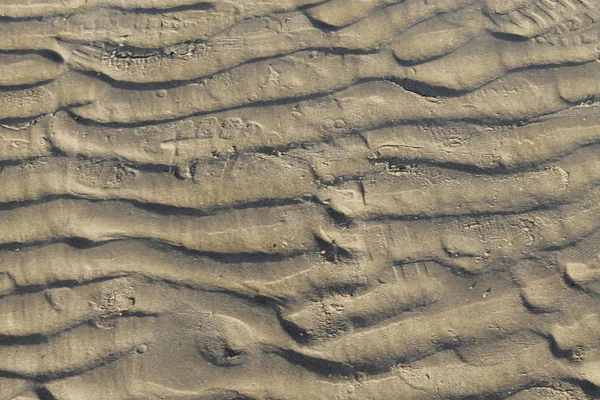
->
[1, 0, 600, 399]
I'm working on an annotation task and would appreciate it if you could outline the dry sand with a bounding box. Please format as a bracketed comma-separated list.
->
[1, 0, 600, 399]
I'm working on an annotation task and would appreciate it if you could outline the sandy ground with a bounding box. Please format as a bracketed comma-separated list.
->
[1, 0, 600, 399]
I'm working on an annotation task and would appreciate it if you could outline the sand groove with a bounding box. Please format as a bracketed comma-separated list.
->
[1, 1, 600, 399]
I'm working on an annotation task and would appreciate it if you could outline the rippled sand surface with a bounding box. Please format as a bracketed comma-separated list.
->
[1, 1, 600, 399]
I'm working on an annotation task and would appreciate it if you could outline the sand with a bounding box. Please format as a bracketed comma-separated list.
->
[1, 0, 600, 399]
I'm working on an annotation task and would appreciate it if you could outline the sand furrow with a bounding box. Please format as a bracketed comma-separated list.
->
[557, 228, 600, 295]
[0, 277, 163, 339]
[393, 0, 600, 64]
[391, 4, 488, 63]
[369, 189, 600, 273]
[0, 72, 100, 123]
[324, 144, 600, 219]
[51, 104, 600, 175]
[281, 274, 443, 341]
[0, 317, 156, 380]
[363, 107, 600, 171]
[323, 186, 600, 275]
[0, 156, 316, 211]
[0, 53, 67, 88]
[0, 0, 211, 19]
[0, 240, 312, 297]
[0, 199, 323, 255]
[305, 0, 402, 28]
[294, 293, 532, 370]
[397, 35, 600, 91]
[69, 61, 598, 126]
[353, 341, 591, 399]
[506, 385, 591, 400]
[0, 2, 326, 53]
[58, 13, 330, 84]
[0, 0, 327, 20]
[485, 0, 599, 39]
[67, 50, 398, 123]
[46, 368, 356, 400]
[329, 0, 477, 51]
[242, 260, 369, 304]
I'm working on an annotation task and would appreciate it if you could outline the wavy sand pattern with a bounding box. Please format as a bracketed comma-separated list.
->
[1, 0, 600, 399]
